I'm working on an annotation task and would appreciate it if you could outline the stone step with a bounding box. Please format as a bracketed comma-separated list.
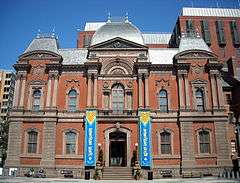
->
[102, 167, 133, 180]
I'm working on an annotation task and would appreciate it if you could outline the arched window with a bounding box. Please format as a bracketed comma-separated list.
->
[27, 131, 38, 153]
[32, 90, 41, 111]
[112, 84, 124, 114]
[199, 130, 210, 153]
[65, 131, 76, 154]
[68, 89, 77, 112]
[158, 90, 168, 112]
[196, 89, 204, 111]
[160, 131, 171, 154]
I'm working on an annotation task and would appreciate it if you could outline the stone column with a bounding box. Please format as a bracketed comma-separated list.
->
[13, 75, 21, 108]
[144, 74, 149, 108]
[180, 122, 195, 169]
[178, 74, 185, 110]
[5, 121, 22, 167]
[52, 74, 58, 108]
[87, 74, 92, 107]
[210, 72, 218, 110]
[215, 121, 232, 166]
[138, 74, 143, 108]
[183, 74, 190, 110]
[19, 72, 27, 108]
[40, 121, 57, 168]
[216, 75, 225, 109]
[93, 74, 97, 107]
[46, 76, 53, 108]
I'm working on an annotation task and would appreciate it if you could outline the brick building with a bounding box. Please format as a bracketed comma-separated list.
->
[5, 7, 240, 178]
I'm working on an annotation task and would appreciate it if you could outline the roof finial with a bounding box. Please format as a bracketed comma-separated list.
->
[125, 12, 129, 23]
[107, 12, 111, 23]
[37, 29, 41, 38]
[51, 27, 55, 37]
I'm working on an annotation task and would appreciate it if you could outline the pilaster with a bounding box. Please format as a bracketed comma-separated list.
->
[18, 71, 27, 109]
[5, 121, 22, 167]
[40, 121, 57, 167]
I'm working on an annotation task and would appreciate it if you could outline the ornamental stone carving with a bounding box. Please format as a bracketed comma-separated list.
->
[191, 64, 204, 75]
[155, 79, 170, 89]
[32, 65, 45, 76]
[103, 81, 109, 89]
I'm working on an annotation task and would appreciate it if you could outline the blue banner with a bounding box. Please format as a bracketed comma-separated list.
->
[139, 110, 152, 167]
[84, 109, 97, 166]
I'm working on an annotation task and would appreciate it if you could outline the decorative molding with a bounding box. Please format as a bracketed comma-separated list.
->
[31, 65, 45, 76]
[65, 79, 80, 86]
[155, 79, 170, 88]
[191, 64, 204, 75]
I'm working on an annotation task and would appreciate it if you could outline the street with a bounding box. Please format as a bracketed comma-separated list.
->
[0, 177, 239, 183]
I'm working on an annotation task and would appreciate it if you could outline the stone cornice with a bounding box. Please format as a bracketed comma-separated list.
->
[205, 62, 223, 71]
[150, 64, 173, 71]
[13, 63, 31, 72]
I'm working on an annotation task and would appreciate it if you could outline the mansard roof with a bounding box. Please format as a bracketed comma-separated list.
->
[178, 33, 212, 53]
[24, 36, 59, 54]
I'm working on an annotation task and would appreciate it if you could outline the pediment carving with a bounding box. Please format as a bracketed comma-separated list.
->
[31, 65, 45, 76]
[19, 51, 61, 61]
[103, 60, 133, 75]
[191, 64, 204, 75]
[155, 79, 170, 89]
[90, 37, 147, 49]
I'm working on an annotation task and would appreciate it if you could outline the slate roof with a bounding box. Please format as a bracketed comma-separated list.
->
[178, 35, 211, 53]
[58, 48, 88, 65]
[148, 48, 178, 64]
[24, 37, 59, 54]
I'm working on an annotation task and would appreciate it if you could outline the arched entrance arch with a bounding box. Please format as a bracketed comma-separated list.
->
[104, 126, 131, 167]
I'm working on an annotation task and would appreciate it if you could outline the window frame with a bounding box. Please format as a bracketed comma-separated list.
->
[158, 89, 168, 112]
[62, 129, 79, 155]
[68, 89, 77, 112]
[25, 129, 40, 154]
[160, 131, 172, 155]
[111, 84, 125, 114]
[65, 88, 79, 112]
[195, 88, 205, 112]
[197, 129, 211, 154]
[32, 89, 41, 111]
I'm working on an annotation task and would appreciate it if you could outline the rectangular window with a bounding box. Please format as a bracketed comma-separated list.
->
[3, 94, 9, 99]
[4, 87, 10, 92]
[28, 132, 38, 153]
[231, 140, 236, 156]
[199, 131, 210, 153]
[4, 80, 11, 85]
[6, 74, 11, 78]
[230, 21, 240, 45]
[201, 20, 211, 45]
[160, 132, 171, 154]
[186, 19, 194, 35]
[216, 20, 226, 45]
[83, 35, 92, 48]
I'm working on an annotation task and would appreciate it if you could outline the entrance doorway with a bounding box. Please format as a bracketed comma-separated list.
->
[109, 131, 127, 166]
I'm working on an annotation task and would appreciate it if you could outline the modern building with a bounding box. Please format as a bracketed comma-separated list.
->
[0, 70, 15, 121]
[5, 7, 240, 179]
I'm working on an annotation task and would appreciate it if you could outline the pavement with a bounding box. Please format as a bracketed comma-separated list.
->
[0, 177, 240, 183]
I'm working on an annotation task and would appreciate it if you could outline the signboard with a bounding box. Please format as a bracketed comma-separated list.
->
[84, 109, 97, 167]
[139, 110, 152, 167]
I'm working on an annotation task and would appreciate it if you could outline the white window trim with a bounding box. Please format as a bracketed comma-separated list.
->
[65, 88, 80, 112]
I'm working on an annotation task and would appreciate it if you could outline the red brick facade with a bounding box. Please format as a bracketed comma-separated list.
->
[5, 7, 240, 179]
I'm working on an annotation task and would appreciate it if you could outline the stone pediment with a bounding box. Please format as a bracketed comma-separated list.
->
[19, 50, 62, 61]
[174, 50, 217, 60]
[89, 37, 147, 49]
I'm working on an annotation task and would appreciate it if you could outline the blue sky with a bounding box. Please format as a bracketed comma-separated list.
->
[0, 0, 239, 70]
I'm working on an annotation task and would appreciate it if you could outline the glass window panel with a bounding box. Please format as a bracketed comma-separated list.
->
[199, 130, 210, 153]
[65, 132, 76, 154]
[28, 131, 38, 153]
[112, 84, 124, 113]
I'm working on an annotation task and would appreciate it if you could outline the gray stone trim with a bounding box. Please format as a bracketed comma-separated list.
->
[40, 121, 56, 167]
[5, 121, 22, 167]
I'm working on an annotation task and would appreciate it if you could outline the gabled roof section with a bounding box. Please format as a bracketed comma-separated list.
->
[24, 36, 59, 54]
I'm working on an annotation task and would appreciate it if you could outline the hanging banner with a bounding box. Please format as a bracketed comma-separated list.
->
[84, 109, 97, 167]
[139, 110, 152, 167]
